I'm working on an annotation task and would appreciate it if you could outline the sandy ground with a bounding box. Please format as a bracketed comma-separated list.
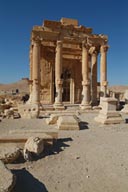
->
[1, 111, 128, 192]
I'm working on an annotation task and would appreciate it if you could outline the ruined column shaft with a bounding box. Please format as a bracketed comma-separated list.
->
[100, 45, 108, 97]
[54, 40, 64, 107]
[80, 43, 91, 109]
[32, 40, 40, 104]
[91, 51, 98, 105]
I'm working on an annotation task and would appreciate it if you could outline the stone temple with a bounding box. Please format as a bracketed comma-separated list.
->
[28, 18, 109, 110]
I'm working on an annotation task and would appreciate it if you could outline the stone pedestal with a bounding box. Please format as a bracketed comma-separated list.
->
[95, 97, 123, 124]
[18, 104, 40, 119]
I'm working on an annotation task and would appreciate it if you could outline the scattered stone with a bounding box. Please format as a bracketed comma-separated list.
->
[23, 136, 44, 161]
[0, 144, 21, 164]
[46, 114, 59, 125]
[0, 160, 16, 192]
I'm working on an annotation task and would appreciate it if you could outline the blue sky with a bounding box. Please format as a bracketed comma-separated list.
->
[0, 0, 128, 85]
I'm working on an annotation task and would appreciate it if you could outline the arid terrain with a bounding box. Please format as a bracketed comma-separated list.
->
[0, 112, 128, 192]
[1, 81, 128, 192]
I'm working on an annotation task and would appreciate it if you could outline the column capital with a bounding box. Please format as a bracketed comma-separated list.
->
[82, 41, 90, 50]
[89, 46, 98, 55]
[32, 36, 41, 46]
[100, 45, 109, 53]
[56, 40, 63, 47]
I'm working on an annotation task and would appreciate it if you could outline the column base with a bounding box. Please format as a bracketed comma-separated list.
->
[53, 103, 65, 110]
[80, 104, 92, 110]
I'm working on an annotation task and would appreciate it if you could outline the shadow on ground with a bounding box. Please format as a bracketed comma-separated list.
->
[79, 121, 89, 130]
[125, 118, 128, 123]
[43, 137, 73, 157]
[12, 168, 48, 192]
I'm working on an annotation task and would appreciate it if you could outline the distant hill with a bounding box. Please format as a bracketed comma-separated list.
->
[0, 79, 128, 95]
[0, 79, 29, 94]
[108, 85, 128, 93]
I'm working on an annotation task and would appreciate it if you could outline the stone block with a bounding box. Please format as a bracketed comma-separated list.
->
[46, 114, 59, 125]
[95, 97, 123, 124]
[57, 115, 80, 130]
[0, 144, 21, 164]
[60, 18, 78, 26]
[23, 137, 44, 161]
[18, 103, 39, 119]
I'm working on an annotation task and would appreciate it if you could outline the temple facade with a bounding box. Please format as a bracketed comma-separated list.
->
[29, 18, 109, 109]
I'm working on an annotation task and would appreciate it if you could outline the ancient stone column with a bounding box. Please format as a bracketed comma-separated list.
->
[31, 39, 40, 104]
[54, 40, 64, 109]
[80, 42, 91, 109]
[100, 45, 109, 97]
[91, 47, 98, 105]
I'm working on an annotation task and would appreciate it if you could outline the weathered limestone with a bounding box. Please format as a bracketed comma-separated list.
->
[0, 160, 16, 192]
[95, 97, 123, 124]
[80, 42, 91, 109]
[57, 115, 80, 130]
[90, 47, 98, 105]
[23, 137, 44, 161]
[0, 144, 21, 163]
[46, 114, 59, 125]
[54, 41, 65, 110]
[18, 103, 39, 119]
[30, 39, 40, 104]
[100, 45, 109, 97]
[29, 18, 109, 108]
[19, 39, 41, 119]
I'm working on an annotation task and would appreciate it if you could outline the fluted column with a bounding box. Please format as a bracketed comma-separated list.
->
[54, 40, 64, 109]
[80, 42, 91, 109]
[91, 47, 98, 105]
[100, 45, 109, 97]
[31, 39, 40, 104]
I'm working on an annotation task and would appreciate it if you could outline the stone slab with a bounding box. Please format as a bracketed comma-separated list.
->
[57, 115, 79, 130]
[0, 131, 58, 147]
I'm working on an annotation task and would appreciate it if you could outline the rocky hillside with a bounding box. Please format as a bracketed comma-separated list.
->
[0, 79, 29, 95]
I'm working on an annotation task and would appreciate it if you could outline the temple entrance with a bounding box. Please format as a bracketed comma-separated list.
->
[62, 79, 70, 102]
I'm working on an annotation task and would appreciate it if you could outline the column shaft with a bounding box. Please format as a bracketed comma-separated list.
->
[32, 40, 40, 104]
[91, 49, 98, 105]
[80, 42, 91, 109]
[54, 41, 63, 107]
[100, 45, 108, 97]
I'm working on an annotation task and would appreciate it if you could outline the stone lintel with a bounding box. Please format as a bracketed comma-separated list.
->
[60, 18, 78, 26]
[43, 20, 61, 28]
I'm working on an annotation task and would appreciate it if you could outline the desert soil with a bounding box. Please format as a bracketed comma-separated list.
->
[1, 111, 128, 192]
